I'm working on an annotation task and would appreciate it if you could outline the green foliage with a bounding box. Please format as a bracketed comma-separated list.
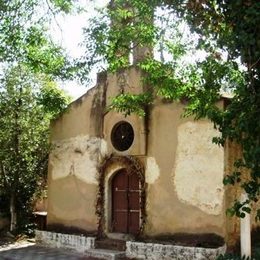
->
[0, 65, 70, 231]
[0, 0, 76, 233]
[0, 0, 75, 79]
[80, 0, 157, 78]
[23, 27, 70, 79]
[83, 0, 260, 220]
[50, 0, 74, 13]
[37, 80, 72, 116]
[109, 93, 153, 117]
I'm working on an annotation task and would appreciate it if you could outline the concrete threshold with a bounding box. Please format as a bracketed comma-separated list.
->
[85, 248, 126, 260]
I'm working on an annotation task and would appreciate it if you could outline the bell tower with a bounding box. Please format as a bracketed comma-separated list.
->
[102, 1, 154, 156]
[108, 0, 153, 66]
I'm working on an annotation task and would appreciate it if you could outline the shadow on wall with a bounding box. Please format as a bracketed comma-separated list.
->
[46, 223, 97, 237]
[136, 233, 225, 249]
[0, 216, 9, 231]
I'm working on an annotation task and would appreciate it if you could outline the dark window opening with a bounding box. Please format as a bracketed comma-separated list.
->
[111, 121, 134, 151]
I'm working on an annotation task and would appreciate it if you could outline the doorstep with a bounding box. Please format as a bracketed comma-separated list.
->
[85, 248, 126, 260]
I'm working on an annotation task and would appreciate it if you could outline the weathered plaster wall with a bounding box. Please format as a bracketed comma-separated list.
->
[224, 140, 241, 247]
[103, 67, 147, 156]
[50, 136, 106, 184]
[103, 112, 146, 156]
[48, 75, 108, 232]
[48, 135, 105, 231]
[48, 67, 230, 240]
[106, 67, 144, 107]
[146, 157, 160, 184]
[47, 67, 145, 232]
[50, 74, 107, 141]
[174, 121, 224, 215]
[145, 100, 226, 237]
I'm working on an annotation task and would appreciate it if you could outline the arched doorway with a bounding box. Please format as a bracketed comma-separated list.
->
[111, 169, 141, 235]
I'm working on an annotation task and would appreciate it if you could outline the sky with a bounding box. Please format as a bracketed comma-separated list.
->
[51, 0, 109, 100]
[51, 1, 211, 101]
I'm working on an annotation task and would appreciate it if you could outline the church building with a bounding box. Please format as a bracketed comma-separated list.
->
[47, 58, 245, 250]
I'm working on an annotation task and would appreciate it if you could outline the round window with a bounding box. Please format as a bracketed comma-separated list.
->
[111, 121, 134, 151]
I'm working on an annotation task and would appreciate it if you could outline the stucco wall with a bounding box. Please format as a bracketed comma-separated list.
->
[50, 73, 107, 141]
[103, 112, 146, 156]
[47, 74, 108, 231]
[145, 101, 226, 237]
[48, 135, 105, 231]
[47, 68, 145, 232]
[105, 67, 145, 107]
[48, 67, 229, 239]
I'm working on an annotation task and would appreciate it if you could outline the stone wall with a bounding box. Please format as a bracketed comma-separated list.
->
[35, 230, 227, 260]
[35, 230, 95, 253]
[126, 241, 226, 260]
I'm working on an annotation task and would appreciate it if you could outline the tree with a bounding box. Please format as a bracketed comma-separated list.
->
[0, 1, 73, 60]
[81, 0, 260, 220]
[0, 0, 75, 232]
[0, 65, 71, 232]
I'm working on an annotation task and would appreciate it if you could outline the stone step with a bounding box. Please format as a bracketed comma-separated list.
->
[85, 248, 126, 260]
[95, 239, 126, 251]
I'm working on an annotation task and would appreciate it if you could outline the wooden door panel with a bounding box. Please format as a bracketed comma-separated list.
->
[129, 211, 140, 234]
[128, 191, 140, 210]
[113, 170, 127, 189]
[112, 170, 128, 233]
[129, 173, 139, 189]
[113, 211, 128, 233]
[128, 172, 140, 234]
[113, 191, 127, 210]
[112, 169, 141, 234]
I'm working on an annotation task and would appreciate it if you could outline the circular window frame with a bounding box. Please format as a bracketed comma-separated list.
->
[111, 121, 134, 151]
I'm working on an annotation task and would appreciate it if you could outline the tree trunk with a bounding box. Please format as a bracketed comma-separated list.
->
[10, 192, 17, 232]
[9, 85, 22, 233]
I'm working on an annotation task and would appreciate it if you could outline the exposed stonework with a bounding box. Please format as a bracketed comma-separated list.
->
[126, 241, 226, 260]
[173, 121, 224, 215]
[35, 230, 95, 253]
[35, 231, 227, 260]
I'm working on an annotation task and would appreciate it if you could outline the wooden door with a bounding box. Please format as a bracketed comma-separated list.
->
[112, 169, 140, 234]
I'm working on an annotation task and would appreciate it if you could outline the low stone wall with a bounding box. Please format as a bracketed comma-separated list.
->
[35, 230, 95, 253]
[126, 241, 226, 260]
[35, 230, 227, 259]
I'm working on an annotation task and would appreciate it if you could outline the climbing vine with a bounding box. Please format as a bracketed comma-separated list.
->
[96, 155, 146, 238]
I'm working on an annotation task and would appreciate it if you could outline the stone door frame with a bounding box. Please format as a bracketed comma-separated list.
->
[98, 156, 145, 237]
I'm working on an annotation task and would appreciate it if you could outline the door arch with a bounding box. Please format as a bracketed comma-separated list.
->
[111, 169, 141, 234]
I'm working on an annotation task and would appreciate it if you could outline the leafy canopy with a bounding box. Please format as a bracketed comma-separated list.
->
[0, 0, 76, 80]
[82, 0, 260, 220]
[0, 65, 71, 232]
[0, 0, 74, 232]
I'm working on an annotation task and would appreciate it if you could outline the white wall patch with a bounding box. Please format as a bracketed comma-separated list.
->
[146, 157, 160, 184]
[49, 135, 105, 184]
[173, 121, 224, 215]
